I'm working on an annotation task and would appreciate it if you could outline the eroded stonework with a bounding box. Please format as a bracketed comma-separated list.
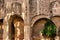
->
[0, 0, 60, 40]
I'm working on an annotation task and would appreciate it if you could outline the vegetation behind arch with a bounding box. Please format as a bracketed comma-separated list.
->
[41, 19, 56, 37]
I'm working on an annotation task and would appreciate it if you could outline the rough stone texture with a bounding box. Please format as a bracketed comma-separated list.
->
[29, 0, 37, 17]
[51, 16, 60, 35]
[29, 0, 60, 40]
[39, 0, 50, 15]
[29, 0, 60, 19]
[51, 1, 60, 16]
[0, 0, 60, 40]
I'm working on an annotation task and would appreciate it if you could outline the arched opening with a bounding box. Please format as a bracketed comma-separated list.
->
[51, 16, 60, 36]
[10, 22, 15, 40]
[0, 19, 3, 40]
[32, 18, 56, 40]
[8, 14, 24, 40]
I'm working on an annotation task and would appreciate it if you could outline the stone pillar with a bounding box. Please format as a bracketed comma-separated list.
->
[3, 14, 10, 40]
[3, 13, 13, 40]
[22, 0, 30, 40]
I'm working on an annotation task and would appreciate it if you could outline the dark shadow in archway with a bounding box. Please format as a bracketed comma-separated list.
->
[51, 16, 60, 36]
[8, 14, 24, 40]
[32, 18, 56, 40]
[11, 22, 15, 40]
[0, 19, 3, 40]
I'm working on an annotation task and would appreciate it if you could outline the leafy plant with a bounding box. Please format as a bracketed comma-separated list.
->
[41, 19, 56, 37]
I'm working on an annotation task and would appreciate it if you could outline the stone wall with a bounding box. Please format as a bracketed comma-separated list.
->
[30, 0, 60, 25]
[0, 0, 60, 40]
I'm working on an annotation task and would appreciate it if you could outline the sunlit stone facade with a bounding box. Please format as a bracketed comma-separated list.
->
[0, 0, 60, 40]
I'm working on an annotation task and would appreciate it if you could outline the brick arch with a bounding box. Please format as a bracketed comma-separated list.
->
[31, 15, 50, 27]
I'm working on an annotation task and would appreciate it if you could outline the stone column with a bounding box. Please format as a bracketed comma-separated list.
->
[3, 13, 13, 40]
[22, 0, 31, 40]
[3, 1, 13, 40]
[3, 14, 10, 40]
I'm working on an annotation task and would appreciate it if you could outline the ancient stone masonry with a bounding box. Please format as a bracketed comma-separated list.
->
[29, 0, 59, 18]
[29, 0, 60, 40]
[51, 1, 60, 16]
[29, 0, 51, 20]
[0, 0, 60, 40]
[39, 0, 50, 15]
[29, 0, 37, 18]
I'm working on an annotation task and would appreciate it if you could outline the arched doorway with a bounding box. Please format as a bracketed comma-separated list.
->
[0, 19, 3, 40]
[8, 14, 24, 40]
[32, 18, 56, 40]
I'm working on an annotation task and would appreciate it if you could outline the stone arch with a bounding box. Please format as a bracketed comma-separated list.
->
[31, 15, 50, 27]
[31, 17, 56, 40]
[3, 13, 24, 40]
[51, 15, 60, 35]
[8, 14, 24, 40]
[51, 15, 60, 27]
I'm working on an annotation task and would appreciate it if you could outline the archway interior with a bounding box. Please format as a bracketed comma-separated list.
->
[32, 18, 56, 40]
[51, 16, 60, 36]
[0, 19, 3, 40]
[8, 14, 24, 40]
[11, 22, 15, 40]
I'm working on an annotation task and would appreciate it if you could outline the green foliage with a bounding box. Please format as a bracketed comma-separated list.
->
[41, 20, 56, 37]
